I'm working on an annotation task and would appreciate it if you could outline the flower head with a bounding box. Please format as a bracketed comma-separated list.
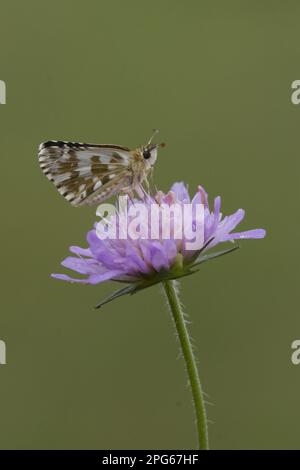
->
[52, 182, 265, 306]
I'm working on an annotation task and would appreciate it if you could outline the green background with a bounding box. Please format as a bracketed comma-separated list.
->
[0, 0, 298, 450]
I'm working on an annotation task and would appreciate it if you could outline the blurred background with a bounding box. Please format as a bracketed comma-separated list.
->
[0, 0, 299, 449]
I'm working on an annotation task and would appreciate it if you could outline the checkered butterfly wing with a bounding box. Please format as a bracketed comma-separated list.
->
[38, 141, 133, 206]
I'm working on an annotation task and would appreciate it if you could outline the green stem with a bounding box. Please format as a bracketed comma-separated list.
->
[162, 280, 209, 450]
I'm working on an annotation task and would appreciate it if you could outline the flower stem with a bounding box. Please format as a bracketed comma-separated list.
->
[162, 280, 209, 450]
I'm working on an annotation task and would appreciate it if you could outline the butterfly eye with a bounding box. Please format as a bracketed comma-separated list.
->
[143, 149, 151, 159]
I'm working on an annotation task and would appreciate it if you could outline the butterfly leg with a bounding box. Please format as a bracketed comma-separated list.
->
[122, 189, 136, 206]
[148, 167, 157, 194]
[143, 174, 150, 194]
[134, 184, 146, 200]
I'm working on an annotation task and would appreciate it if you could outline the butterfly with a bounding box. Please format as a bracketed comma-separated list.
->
[38, 130, 165, 207]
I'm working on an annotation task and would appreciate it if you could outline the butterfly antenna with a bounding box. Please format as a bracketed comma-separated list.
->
[147, 128, 159, 145]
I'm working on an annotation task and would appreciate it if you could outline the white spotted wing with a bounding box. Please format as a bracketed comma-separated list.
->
[38, 141, 134, 206]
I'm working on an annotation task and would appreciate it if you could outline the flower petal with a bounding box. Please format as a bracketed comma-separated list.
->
[51, 273, 89, 283]
[221, 228, 266, 241]
[88, 270, 125, 284]
[213, 209, 245, 243]
[61, 256, 103, 275]
[69, 246, 92, 257]
[162, 239, 178, 264]
[87, 230, 121, 269]
[149, 242, 170, 271]
[196, 186, 209, 209]
[124, 242, 151, 274]
[170, 182, 190, 203]
[205, 196, 222, 241]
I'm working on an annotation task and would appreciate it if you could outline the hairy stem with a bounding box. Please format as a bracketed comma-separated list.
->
[163, 280, 209, 450]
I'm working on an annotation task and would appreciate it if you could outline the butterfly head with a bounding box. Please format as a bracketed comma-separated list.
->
[142, 129, 165, 167]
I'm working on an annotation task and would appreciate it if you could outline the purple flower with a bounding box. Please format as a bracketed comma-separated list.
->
[52, 183, 266, 303]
